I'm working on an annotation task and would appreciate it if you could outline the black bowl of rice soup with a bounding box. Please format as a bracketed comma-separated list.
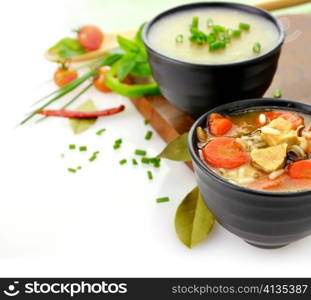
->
[188, 98, 311, 249]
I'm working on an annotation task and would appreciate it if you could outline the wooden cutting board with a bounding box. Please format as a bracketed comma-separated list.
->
[130, 14, 311, 144]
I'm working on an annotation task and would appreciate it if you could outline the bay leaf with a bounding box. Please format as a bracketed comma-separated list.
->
[69, 99, 97, 134]
[175, 186, 215, 248]
[157, 133, 191, 161]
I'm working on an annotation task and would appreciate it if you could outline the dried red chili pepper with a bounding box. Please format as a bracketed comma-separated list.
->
[37, 105, 125, 119]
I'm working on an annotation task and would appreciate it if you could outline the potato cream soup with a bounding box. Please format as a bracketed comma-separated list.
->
[148, 8, 280, 64]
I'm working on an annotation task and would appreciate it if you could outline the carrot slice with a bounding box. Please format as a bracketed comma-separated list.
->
[203, 137, 249, 169]
[264, 111, 304, 130]
[288, 160, 311, 179]
[208, 113, 233, 136]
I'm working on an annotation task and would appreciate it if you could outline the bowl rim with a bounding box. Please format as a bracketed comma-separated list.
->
[188, 98, 311, 198]
[142, 1, 285, 68]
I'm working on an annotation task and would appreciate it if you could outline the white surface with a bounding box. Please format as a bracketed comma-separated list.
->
[0, 0, 311, 278]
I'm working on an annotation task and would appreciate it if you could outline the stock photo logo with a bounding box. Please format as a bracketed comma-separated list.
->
[2, 280, 128, 298]
[3, 281, 20, 297]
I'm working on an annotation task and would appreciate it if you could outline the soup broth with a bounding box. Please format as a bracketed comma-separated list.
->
[196, 109, 311, 192]
[148, 8, 280, 64]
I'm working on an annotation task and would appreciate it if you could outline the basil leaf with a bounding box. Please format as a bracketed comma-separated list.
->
[69, 99, 97, 134]
[117, 35, 139, 54]
[130, 62, 151, 78]
[134, 51, 147, 63]
[157, 133, 191, 161]
[48, 37, 85, 59]
[117, 58, 136, 81]
[135, 23, 146, 46]
[175, 186, 215, 248]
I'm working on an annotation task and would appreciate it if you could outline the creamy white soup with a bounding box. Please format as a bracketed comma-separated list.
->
[148, 8, 280, 64]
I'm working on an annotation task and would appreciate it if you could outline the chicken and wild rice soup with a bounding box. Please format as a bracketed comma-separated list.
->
[196, 110, 311, 192]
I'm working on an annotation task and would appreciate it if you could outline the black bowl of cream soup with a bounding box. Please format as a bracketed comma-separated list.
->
[143, 2, 285, 118]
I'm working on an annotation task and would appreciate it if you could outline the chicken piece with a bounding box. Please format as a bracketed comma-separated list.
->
[250, 143, 287, 173]
[220, 164, 262, 184]
[261, 117, 299, 147]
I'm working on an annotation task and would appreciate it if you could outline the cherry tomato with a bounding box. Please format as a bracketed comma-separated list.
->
[54, 68, 78, 87]
[93, 67, 111, 93]
[78, 25, 104, 51]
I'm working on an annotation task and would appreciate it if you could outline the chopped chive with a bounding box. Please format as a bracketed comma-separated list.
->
[69, 144, 76, 150]
[79, 146, 87, 152]
[77, 166, 82, 170]
[89, 151, 99, 162]
[145, 130, 153, 140]
[273, 89, 282, 99]
[212, 25, 226, 33]
[253, 42, 261, 54]
[144, 119, 149, 125]
[96, 128, 106, 135]
[232, 29, 241, 37]
[156, 197, 170, 203]
[191, 16, 199, 29]
[175, 34, 183, 43]
[153, 162, 160, 168]
[119, 159, 127, 165]
[206, 18, 213, 27]
[150, 157, 161, 168]
[141, 157, 150, 164]
[239, 23, 250, 31]
[209, 41, 226, 51]
[135, 149, 147, 156]
[219, 32, 227, 42]
[147, 170, 153, 180]
[149, 157, 159, 163]
[132, 158, 138, 165]
[89, 156, 96, 162]
[113, 139, 122, 149]
[68, 168, 76, 173]
[206, 32, 216, 44]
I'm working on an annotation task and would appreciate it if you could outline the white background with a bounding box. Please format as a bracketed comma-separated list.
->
[0, 0, 311, 277]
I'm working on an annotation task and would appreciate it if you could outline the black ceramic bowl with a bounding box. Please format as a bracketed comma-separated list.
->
[188, 99, 311, 249]
[143, 2, 285, 118]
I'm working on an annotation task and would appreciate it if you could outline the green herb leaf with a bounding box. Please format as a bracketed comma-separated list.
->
[239, 23, 251, 31]
[175, 34, 184, 43]
[175, 186, 215, 248]
[212, 25, 226, 33]
[130, 62, 152, 78]
[232, 29, 241, 37]
[209, 41, 226, 52]
[117, 35, 139, 54]
[135, 23, 146, 47]
[48, 37, 86, 59]
[253, 42, 261, 54]
[69, 99, 97, 134]
[157, 133, 191, 161]
[117, 57, 136, 81]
